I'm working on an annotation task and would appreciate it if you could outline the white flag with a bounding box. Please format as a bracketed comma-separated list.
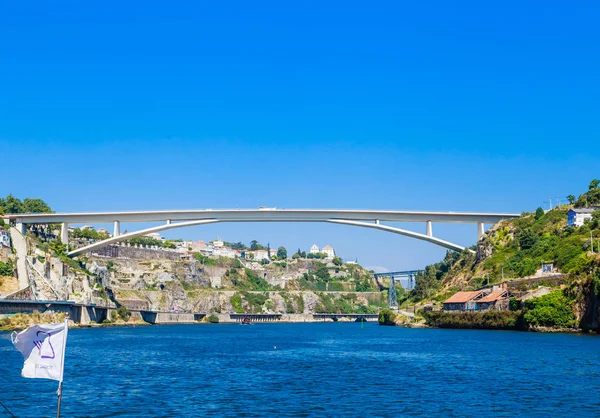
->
[11, 319, 68, 382]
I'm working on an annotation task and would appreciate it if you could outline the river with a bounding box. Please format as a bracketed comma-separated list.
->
[1, 323, 599, 417]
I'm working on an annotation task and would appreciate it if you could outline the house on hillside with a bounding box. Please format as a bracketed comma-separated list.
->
[322, 245, 335, 259]
[476, 289, 509, 311]
[442, 291, 485, 311]
[254, 249, 269, 261]
[309, 244, 320, 254]
[0, 229, 11, 248]
[567, 207, 599, 227]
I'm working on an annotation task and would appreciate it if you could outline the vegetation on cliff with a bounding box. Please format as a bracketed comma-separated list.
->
[408, 179, 600, 332]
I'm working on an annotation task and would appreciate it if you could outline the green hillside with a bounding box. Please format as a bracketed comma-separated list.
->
[407, 179, 600, 331]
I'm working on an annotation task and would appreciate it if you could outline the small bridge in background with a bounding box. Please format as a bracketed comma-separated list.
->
[374, 270, 420, 290]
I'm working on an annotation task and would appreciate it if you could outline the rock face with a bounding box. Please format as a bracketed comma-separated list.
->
[476, 238, 494, 265]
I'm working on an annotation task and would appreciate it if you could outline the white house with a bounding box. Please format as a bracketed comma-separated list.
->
[0, 229, 10, 248]
[213, 246, 236, 258]
[212, 240, 224, 248]
[269, 248, 278, 259]
[568, 208, 598, 227]
[254, 249, 269, 261]
[146, 232, 162, 241]
[309, 244, 320, 254]
[322, 245, 335, 259]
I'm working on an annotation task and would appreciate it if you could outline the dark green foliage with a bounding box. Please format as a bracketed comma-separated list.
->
[71, 228, 110, 241]
[378, 308, 397, 325]
[277, 246, 287, 259]
[117, 306, 131, 321]
[534, 207, 545, 220]
[193, 253, 218, 266]
[226, 242, 246, 250]
[574, 178, 600, 207]
[424, 311, 523, 330]
[0, 195, 53, 214]
[127, 236, 165, 248]
[207, 314, 219, 323]
[244, 268, 271, 291]
[312, 262, 330, 281]
[0, 261, 13, 276]
[518, 228, 537, 250]
[523, 290, 576, 328]
[242, 292, 268, 313]
[249, 240, 265, 250]
[332, 256, 342, 266]
[49, 239, 67, 256]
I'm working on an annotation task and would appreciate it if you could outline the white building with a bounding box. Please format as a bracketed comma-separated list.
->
[254, 249, 269, 261]
[146, 232, 162, 241]
[270, 248, 277, 259]
[322, 245, 335, 259]
[309, 244, 320, 254]
[213, 246, 236, 258]
[212, 240, 224, 248]
[0, 229, 10, 248]
[568, 208, 598, 227]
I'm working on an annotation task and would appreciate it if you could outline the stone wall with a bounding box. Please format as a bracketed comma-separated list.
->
[90, 245, 184, 261]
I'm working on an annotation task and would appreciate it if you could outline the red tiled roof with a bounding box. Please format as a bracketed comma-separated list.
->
[443, 291, 483, 304]
[478, 290, 508, 303]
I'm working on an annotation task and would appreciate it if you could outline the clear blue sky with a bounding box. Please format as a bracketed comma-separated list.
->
[1, 1, 599, 272]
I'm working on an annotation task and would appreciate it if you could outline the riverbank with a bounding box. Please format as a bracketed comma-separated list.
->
[0, 311, 378, 331]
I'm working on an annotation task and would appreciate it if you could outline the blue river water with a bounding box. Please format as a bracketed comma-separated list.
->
[1, 323, 600, 417]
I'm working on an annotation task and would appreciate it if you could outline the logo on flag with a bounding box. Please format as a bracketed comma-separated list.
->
[11, 320, 68, 382]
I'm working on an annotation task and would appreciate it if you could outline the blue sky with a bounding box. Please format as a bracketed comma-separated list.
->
[1, 1, 599, 272]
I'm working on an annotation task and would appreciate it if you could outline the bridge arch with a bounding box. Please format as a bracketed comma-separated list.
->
[66, 218, 473, 257]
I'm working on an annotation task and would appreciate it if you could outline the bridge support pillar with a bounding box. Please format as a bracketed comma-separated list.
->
[113, 221, 120, 237]
[61, 222, 69, 246]
[477, 222, 485, 240]
[167, 219, 172, 225]
[426, 221, 432, 237]
[15, 222, 26, 235]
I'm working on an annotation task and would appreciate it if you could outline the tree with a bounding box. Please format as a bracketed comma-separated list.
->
[2, 195, 23, 214]
[567, 195, 576, 204]
[292, 253, 300, 259]
[250, 240, 264, 251]
[534, 207, 545, 220]
[589, 179, 600, 191]
[49, 239, 67, 256]
[332, 256, 342, 266]
[277, 246, 287, 259]
[518, 228, 537, 250]
[267, 243, 271, 260]
[21, 198, 52, 213]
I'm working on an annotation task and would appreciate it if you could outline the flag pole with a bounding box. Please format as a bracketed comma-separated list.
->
[56, 381, 63, 418]
[56, 317, 69, 418]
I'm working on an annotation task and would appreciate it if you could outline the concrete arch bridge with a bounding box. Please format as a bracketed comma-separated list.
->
[4, 208, 519, 258]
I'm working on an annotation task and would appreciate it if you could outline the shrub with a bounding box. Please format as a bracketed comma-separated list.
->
[207, 314, 219, 323]
[424, 311, 522, 329]
[523, 290, 576, 328]
[117, 306, 131, 321]
[378, 309, 398, 325]
[230, 293, 244, 313]
[0, 261, 13, 276]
